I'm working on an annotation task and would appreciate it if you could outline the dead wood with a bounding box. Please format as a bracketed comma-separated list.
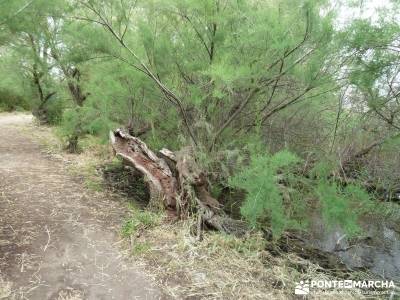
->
[110, 129, 178, 209]
[110, 129, 247, 236]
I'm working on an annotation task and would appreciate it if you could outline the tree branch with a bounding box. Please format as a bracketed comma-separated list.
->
[80, 1, 198, 146]
[210, 87, 260, 151]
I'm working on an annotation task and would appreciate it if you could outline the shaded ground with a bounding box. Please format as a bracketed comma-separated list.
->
[0, 114, 163, 300]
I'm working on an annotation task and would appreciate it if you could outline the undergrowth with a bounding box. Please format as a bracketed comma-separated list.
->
[121, 204, 161, 238]
[123, 219, 367, 300]
[229, 149, 380, 239]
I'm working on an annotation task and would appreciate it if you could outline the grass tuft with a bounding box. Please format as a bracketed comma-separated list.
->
[121, 206, 161, 238]
[131, 242, 152, 256]
[0, 276, 13, 300]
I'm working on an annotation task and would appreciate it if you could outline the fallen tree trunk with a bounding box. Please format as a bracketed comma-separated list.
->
[110, 128, 247, 236]
[110, 129, 178, 209]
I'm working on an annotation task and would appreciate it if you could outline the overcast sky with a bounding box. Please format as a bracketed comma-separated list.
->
[335, 0, 395, 27]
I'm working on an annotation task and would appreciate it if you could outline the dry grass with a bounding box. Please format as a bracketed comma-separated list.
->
[0, 276, 13, 300]
[55, 289, 84, 300]
[125, 219, 367, 300]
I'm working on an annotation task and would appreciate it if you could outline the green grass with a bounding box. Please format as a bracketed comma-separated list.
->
[131, 242, 151, 255]
[84, 177, 103, 192]
[121, 205, 161, 237]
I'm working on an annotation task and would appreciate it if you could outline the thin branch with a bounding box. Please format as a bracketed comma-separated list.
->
[0, 0, 35, 26]
[210, 87, 260, 151]
[330, 86, 347, 153]
[343, 131, 400, 171]
[183, 14, 212, 60]
[80, 1, 198, 145]
[261, 86, 313, 124]
[372, 107, 400, 131]
[266, 9, 310, 71]
[263, 58, 285, 111]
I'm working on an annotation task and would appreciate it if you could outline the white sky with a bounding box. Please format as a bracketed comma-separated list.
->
[334, 0, 396, 27]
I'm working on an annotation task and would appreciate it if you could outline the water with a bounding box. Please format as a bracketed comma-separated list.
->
[308, 216, 400, 280]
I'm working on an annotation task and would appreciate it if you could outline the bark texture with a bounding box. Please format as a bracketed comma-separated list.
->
[110, 129, 178, 209]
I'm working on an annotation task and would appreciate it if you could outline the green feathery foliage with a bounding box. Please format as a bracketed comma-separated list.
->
[229, 149, 301, 237]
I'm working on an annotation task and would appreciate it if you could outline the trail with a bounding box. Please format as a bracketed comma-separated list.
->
[0, 114, 163, 300]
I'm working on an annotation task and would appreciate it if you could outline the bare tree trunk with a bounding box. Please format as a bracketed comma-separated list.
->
[66, 135, 80, 153]
[66, 68, 88, 107]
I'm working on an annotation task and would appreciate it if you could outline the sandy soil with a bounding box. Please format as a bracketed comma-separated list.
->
[0, 113, 163, 300]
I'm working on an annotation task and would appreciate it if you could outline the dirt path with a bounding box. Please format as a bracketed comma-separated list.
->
[0, 114, 163, 300]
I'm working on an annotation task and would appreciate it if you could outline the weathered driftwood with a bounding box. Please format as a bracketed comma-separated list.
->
[110, 129, 247, 236]
[110, 129, 178, 209]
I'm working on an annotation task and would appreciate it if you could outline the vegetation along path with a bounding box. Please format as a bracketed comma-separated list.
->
[0, 114, 163, 300]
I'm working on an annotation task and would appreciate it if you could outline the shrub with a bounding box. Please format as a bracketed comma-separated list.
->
[229, 149, 301, 238]
[44, 97, 65, 125]
[0, 88, 30, 112]
[315, 180, 376, 236]
[229, 150, 378, 238]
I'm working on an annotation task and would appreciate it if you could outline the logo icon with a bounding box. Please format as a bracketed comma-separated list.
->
[344, 280, 353, 289]
[295, 281, 310, 295]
